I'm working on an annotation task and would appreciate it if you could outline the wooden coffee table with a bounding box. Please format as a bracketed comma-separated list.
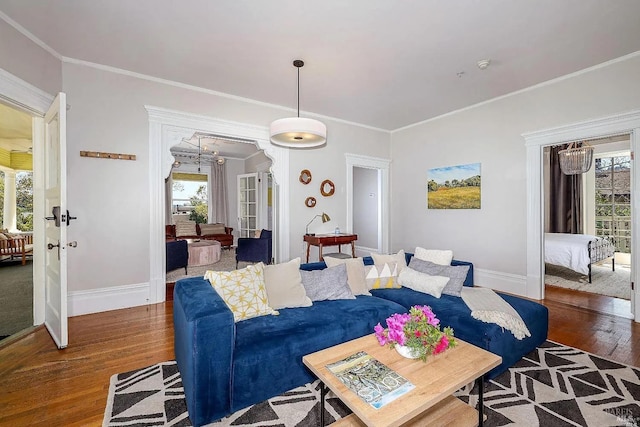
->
[303, 334, 501, 427]
[187, 240, 221, 266]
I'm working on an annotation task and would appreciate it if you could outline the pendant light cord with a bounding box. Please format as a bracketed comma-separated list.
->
[297, 65, 300, 118]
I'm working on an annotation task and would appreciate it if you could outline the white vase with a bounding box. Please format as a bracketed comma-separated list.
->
[395, 345, 420, 359]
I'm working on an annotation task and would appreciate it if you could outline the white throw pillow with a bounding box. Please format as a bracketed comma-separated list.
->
[323, 257, 370, 296]
[414, 247, 453, 266]
[205, 263, 278, 322]
[263, 258, 312, 309]
[398, 266, 450, 298]
[175, 220, 197, 237]
[370, 250, 407, 273]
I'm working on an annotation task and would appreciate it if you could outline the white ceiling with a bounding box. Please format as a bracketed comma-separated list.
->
[1, 1, 640, 131]
[0, 103, 32, 152]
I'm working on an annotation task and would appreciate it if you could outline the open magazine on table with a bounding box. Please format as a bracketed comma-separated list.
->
[326, 351, 415, 409]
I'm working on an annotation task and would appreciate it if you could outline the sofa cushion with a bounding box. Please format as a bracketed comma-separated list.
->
[263, 258, 312, 309]
[365, 262, 400, 289]
[398, 266, 449, 297]
[205, 263, 278, 321]
[323, 256, 370, 296]
[300, 264, 354, 301]
[370, 287, 548, 378]
[408, 258, 470, 297]
[175, 220, 197, 237]
[231, 295, 407, 412]
[200, 223, 226, 236]
[414, 247, 453, 266]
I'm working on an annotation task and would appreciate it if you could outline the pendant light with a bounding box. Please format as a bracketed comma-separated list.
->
[558, 141, 594, 175]
[270, 60, 327, 148]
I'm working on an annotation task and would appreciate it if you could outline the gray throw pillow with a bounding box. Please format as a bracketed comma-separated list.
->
[300, 264, 355, 301]
[408, 258, 470, 297]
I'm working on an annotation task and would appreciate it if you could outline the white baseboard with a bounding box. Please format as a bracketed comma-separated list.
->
[474, 268, 532, 298]
[68, 282, 151, 317]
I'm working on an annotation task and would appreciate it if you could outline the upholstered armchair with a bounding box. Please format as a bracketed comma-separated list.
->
[166, 240, 189, 274]
[235, 229, 272, 268]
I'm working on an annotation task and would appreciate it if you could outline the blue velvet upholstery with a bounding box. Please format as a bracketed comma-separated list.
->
[369, 287, 548, 378]
[166, 240, 188, 273]
[231, 296, 405, 412]
[235, 229, 273, 268]
[173, 252, 548, 426]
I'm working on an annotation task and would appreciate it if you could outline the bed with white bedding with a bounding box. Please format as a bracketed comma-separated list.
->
[544, 233, 616, 283]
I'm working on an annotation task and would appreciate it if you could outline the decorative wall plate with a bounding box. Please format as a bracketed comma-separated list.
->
[299, 169, 312, 184]
[305, 196, 317, 207]
[320, 179, 335, 197]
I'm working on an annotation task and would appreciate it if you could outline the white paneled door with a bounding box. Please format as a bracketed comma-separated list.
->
[43, 93, 68, 349]
[237, 173, 259, 238]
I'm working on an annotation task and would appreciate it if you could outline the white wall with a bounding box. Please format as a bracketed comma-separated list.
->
[0, 19, 61, 95]
[390, 53, 640, 295]
[60, 62, 389, 312]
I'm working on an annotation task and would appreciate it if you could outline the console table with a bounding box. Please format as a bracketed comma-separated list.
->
[304, 233, 357, 263]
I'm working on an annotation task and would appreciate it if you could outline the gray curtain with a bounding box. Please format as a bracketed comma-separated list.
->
[165, 173, 173, 225]
[548, 145, 582, 233]
[210, 162, 228, 225]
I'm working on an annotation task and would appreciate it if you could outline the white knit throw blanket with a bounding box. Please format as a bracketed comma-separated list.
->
[460, 287, 531, 340]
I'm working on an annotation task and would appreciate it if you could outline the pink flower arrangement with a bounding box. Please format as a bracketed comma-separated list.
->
[374, 305, 456, 361]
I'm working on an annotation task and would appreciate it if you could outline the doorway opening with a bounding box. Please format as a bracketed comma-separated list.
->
[542, 136, 632, 317]
[0, 102, 34, 343]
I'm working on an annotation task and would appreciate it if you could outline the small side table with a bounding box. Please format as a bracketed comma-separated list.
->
[303, 233, 358, 263]
[188, 240, 221, 266]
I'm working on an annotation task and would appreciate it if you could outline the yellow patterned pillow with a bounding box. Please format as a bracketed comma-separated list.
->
[205, 263, 278, 322]
[365, 262, 401, 289]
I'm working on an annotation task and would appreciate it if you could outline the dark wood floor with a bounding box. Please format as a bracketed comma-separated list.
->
[0, 288, 637, 426]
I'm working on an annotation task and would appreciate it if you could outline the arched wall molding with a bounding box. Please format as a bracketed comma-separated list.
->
[345, 153, 390, 255]
[522, 109, 640, 321]
[146, 106, 290, 303]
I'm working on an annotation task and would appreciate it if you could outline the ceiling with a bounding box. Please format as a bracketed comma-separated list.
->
[171, 132, 259, 163]
[1, 1, 640, 131]
[0, 103, 32, 152]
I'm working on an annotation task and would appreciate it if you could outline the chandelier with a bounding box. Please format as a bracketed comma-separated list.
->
[558, 141, 594, 175]
[270, 60, 326, 148]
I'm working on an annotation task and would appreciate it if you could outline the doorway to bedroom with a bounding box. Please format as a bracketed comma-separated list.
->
[543, 135, 632, 316]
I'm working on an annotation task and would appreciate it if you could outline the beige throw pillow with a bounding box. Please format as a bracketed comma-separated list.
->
[323, 257, 370, 296]
[414, 247, 453, 266]
[175, 220, 197, 237]
[398, 266, 450, 298]
[371, 250, 407, 273]
[263, 258, 312, 309]
[200, 223, 226, 236]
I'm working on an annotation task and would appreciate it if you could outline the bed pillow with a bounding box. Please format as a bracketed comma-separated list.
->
[371, 250, 407, 273]
[323, 256, 370, 296]
[414, 247, 453, 266]
[300, 264, 354, 301]
[398, 266, 450, 298]
[263, 258, 312, 309]
[408, 257, 470, 297]
[365, 262, 401, 289]
[205, 263, 278, 322]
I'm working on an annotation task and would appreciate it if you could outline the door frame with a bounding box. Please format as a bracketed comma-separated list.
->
[345, 153, 391, 255]
[523, 109, 640, 321]
[0, 68, 54, 326]
[146, 106, 290, 303]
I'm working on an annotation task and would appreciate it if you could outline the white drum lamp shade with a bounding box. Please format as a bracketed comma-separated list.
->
[270, 117, 327, 147]
[270, 59, 327, 148]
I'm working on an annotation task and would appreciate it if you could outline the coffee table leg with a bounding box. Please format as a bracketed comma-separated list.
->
[476, 376, 484, 427]
[320, 381, 326, 426]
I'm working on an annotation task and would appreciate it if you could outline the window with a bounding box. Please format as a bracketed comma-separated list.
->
[594, 154, 631, 253]
[172, 172, 208, 223]
[0, 170, 33, 232]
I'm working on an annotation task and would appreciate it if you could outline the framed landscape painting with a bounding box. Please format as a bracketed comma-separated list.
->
[427, 163, 481, 209]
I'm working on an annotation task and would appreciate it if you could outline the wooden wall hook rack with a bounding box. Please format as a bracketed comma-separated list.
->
[80, 151, 136, 161]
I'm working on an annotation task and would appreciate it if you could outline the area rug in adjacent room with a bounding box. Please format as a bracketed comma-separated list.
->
[103, 341, 640, 427]
[545, 262, 631, 300]
[166, 248, 237, 282]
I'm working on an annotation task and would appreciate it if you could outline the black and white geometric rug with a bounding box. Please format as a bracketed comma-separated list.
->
[103, 341, 640, 427]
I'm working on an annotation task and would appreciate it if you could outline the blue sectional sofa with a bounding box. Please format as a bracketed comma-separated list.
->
[173, 254, 548, 426]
